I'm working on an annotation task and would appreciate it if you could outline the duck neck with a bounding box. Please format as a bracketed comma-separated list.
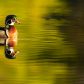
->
[9, 25, 14, 29]
[9, 25, 14, 27]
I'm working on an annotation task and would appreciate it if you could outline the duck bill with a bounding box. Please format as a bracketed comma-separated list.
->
[15, 20, 20, 24]
[15, 50, 20, 54]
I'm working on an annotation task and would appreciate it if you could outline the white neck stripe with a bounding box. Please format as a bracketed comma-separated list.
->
[9, 22, 14, 25]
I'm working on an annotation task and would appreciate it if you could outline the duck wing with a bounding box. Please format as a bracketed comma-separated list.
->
[0, 27, 6, 31]
[0, 27, 7, 38]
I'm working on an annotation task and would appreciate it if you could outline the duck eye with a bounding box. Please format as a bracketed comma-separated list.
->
[12, 18, 15, 20]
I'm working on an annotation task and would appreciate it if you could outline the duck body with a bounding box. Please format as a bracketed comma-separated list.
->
[0, 26, 17, 38]
[7, 25, 18, 38]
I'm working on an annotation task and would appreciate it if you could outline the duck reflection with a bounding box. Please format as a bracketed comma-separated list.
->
[0, 38, 19, 59]
[5, 38, 19, 59]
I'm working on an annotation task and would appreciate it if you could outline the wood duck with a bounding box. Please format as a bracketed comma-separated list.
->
[0, 15, 20, 38]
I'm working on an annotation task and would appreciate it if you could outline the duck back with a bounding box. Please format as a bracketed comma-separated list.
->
[0, 27, 7, 38]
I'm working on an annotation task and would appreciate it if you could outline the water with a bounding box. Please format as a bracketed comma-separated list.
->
[0, 36, 75, 84]
[0, 0, 84, 84]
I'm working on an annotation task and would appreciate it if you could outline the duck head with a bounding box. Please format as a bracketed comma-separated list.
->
[5, 15, 20, 27]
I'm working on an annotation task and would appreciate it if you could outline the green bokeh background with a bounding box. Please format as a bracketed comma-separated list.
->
[0, 0, 82, 84]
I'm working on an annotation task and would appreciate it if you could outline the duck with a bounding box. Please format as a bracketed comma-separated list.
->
[0, 15, 20, 38]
